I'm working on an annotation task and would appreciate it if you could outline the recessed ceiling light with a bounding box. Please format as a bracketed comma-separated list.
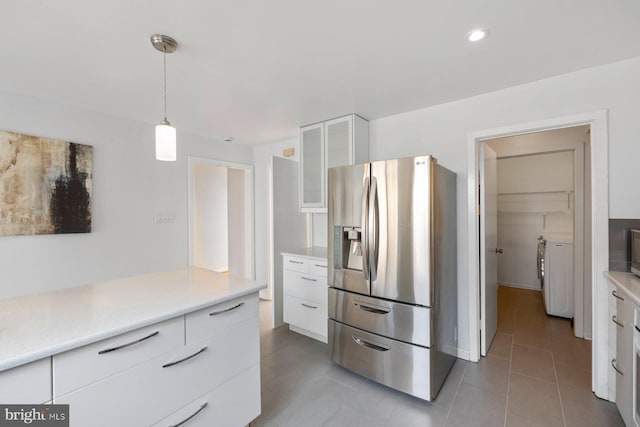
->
[223, 137, 234, 142]
[467, 29, 488, 42]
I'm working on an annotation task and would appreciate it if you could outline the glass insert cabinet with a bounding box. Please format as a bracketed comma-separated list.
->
[299, 114, 369, 213]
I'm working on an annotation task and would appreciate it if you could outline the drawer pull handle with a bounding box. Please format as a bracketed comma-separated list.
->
[612, 358, 624, 376]
[163, 347, 208, 368]
[98, 331, 159, 355]
[301, 276, 318, 282]
[612, 290, 624, 301]
[301, 303, 318, 309]
[210, 302, 244, 316]
[612, 315, 624, 328]
[353, 301, 391, 315]
[352, 335, 390, 352]
[289, 260, 304, 264]
[314, 264, 327, 268]
[168, 402, 208, 427]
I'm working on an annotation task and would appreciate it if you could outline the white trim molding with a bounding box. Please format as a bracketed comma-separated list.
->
[466, 110, 609, 399]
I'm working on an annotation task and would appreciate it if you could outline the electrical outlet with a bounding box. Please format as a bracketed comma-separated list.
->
[155, 212, 176, 224]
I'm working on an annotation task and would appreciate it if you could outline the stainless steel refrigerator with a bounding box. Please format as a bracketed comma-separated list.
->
[327, 155, 457, 401]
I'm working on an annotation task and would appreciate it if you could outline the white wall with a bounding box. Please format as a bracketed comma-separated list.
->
[0, 90, 252, 300]
[193, 163, 228, 272]
[312, 214, 328, 247]
[497, 152, 574, 194]
[369, 56, 640, 354]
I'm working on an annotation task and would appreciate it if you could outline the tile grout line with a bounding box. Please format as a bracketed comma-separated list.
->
[549, 328, 568, 427]
[442, 361, 468, 426]
[503, 321, 513, 427]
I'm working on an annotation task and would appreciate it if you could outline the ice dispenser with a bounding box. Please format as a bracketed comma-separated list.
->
[333, 226, 363, 271]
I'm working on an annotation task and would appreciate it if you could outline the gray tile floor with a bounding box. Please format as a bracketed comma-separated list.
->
[254, 287, 623, 426]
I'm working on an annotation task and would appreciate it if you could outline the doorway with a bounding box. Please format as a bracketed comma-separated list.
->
[467, 110, 610, 399]
[483, 127, 591, 350]
[188, 157, 255, 279]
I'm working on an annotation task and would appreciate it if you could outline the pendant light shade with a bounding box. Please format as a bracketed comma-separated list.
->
[151, 34, 178, 161]
[155, 119, 176, 161]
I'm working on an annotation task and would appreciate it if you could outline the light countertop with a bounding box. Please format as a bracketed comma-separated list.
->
[281, 246, 328, 261]
[0, 267, 266, 372]
[605, 271, 640, 306]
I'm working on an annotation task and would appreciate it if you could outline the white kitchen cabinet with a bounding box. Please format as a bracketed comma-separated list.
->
[48, 294, 260, 426]
[152, 365, 260, 427]
[283, 253, 328, 342]
[0, 269, 263, 427]
[185, 293, 258, 345]
[53, 316, 183, 397]
[612, 287, 634, 426]
[300, 114, 368, 212]
[55, 315, 259, 426]
[0, 358, 51, 404]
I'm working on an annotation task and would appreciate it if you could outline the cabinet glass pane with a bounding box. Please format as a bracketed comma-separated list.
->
[326, 120, 350, 168]
[302, 127, 322, 205]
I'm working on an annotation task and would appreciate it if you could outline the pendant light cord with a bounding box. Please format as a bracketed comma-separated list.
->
[163, 45, 167, 121]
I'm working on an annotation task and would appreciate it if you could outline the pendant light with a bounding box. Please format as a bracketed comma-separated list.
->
[151, 34, 178, 161]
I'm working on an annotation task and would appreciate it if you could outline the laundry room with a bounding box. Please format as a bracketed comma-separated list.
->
[482, 124, 592, 362]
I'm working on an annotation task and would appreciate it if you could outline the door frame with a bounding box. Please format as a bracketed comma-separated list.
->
[187, 156, 255, 280]
[466, 110, 609, 398]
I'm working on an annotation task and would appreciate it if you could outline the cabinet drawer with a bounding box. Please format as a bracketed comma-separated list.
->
[185, 293, 258, 345]
[57, 351, 174, 427]
[328, 288, 431, 347]
[0, 358, 51, 404]
[328, 320, 432, 401]
[53, 316, 183, 397]
[162, 315, 259, 409]
[309, 259, 328, 276]
[283, 295, 327, 338]
[151, 365, 260, 427]
[283, 256, 309, 273]
[56, 316, 259, 427]
[283, 270, 327, 304]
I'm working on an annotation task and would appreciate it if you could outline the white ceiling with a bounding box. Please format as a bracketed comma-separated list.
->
[2, 1, 639, 145]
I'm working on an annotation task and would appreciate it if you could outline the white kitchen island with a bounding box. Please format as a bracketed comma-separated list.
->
[0, 267, 266, 427]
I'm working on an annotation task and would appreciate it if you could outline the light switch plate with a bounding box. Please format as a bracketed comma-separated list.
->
[155, 212, 176, 224]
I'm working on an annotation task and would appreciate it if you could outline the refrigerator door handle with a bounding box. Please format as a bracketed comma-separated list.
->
[352, 334, 390, 352]
[353, 301, 390, 315]
[361, 176, 370, 281]
[369, 177, 378, 282]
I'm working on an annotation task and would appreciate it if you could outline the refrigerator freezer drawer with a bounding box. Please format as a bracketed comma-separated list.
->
[328, 320, 433, 400]
[328, 288, 431, 347]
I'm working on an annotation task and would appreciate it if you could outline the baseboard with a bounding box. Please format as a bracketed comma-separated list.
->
[500, 282, 541, 291]
[456, 348, 471, 361]
[289, 325, 328, 344]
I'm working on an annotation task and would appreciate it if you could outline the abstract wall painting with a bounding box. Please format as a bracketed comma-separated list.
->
[0, 130, 93, 236]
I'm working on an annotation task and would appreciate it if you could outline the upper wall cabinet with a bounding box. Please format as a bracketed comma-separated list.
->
[300, 114, 369, 213]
